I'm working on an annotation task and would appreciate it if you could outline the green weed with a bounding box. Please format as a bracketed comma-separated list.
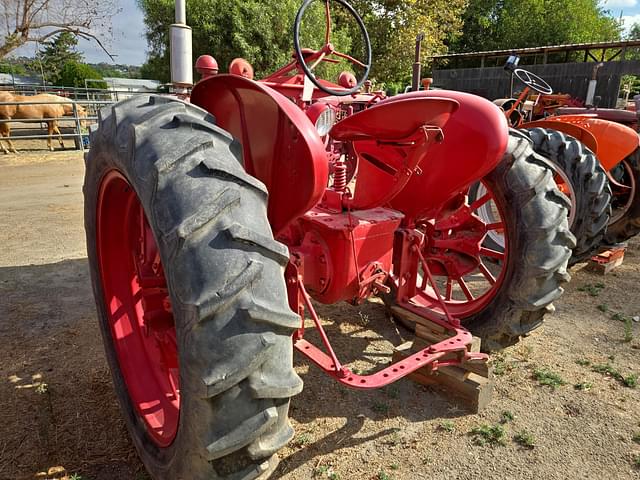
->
[574, 382, 593, 391]
[597, 303, 609, 313]
[439, 420, 455, 432]
[513, 430, 535, 449]
[313, 466, 328, 478]
[500, 411, 515, 423]
[294, 434, 310, 447]
[492, 354, 515, 376]
[612, 312, 627, 322]
[592, 363, 638, 388]
[470, 424, 506, 446]
[533, 368, 566, 388]
[578, 283, 605, 296]
[313, 466, 339, 479]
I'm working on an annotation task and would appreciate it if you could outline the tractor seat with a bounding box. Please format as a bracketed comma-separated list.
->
[330, 97, 459, 142]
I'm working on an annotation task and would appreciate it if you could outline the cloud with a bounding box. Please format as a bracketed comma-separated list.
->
[80, 0, 147, 65]
[621, 13, 640, 31]
[601, 0, 638, 7]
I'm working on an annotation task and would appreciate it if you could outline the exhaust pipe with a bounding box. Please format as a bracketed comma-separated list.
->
[170, 0, 193, 93]
[411, 33, 425, 92]
[585, 62, 604, 108]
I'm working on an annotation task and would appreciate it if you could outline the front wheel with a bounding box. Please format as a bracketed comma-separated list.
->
[84, 95, 302, 480]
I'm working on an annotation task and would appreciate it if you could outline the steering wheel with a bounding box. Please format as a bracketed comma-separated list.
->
[293, 0, 372, 96]
[513, 68, 553, 95]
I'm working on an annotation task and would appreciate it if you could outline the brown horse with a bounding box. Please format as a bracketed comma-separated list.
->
[0, 92, 87, 153]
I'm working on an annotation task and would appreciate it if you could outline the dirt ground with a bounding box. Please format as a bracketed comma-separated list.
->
[0, 152, 639, 480]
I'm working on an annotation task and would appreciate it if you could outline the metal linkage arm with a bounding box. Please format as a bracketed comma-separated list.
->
[293, 278, 487, 390]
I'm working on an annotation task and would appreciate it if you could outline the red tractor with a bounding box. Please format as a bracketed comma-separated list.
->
[83, 1, 573, 478]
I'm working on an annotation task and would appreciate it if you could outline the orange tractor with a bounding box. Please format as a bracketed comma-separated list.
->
[492, 57, 640, 262]
[83, 1, 573, 478]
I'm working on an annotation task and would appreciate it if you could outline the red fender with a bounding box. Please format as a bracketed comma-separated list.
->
[191, 74, 329, 235]
[387, 91, 510, 221]
[524, 116, 640, 171]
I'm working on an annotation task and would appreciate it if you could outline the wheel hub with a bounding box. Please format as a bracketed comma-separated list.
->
[410, 188, 508, 318]
[421, 207, 487, 279]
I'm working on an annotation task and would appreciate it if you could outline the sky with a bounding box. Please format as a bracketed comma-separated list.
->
[603, 0, 640, 29]
[10, 0, 640, 67]
[78, 0, 147, 65]
[12, 0, 147, 66]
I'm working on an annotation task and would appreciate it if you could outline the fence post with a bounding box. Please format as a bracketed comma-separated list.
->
[73, 102, 85, 152]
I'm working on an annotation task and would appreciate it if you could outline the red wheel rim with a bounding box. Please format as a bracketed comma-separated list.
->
[412, 183, 509, 317]
[96, 170, 179, 447]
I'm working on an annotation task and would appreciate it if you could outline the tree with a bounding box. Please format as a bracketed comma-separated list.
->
[58, 61, 107, 88]
[0, 62, 27, 75]
[629, 22, 640, 40]
[451, 0, 622, 54]
[353, 0, 467, 83]
[0, 0, 117, 59]
[137, 0, 466, 84]
[39, 32, 83, 85]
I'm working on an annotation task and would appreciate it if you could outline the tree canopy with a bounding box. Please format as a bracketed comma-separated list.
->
[137, 0, 466, 84]
[39, 32, 83, 85]
[450, 0, 622, 54]
[58, 61, 106, 88]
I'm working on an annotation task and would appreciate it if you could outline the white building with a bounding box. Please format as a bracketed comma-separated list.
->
[101, 77, 162, 99]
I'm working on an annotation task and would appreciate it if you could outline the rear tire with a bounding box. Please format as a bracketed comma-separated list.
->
[464, 130, 574, 350]
[605, 147, 640, 244]
[84, 95, 302, 480]
[386, 130, 575, 351]
[525, 127, 612, 264]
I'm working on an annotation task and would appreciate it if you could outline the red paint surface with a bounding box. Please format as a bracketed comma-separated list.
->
[97, 171, 179, 448]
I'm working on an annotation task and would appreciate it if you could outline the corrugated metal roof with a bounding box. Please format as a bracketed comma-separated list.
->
[0, 73, 42, 85]
[432, 39, 640, 60]
[103, 77, 161, 90]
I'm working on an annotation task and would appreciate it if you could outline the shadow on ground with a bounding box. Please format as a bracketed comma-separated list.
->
[0, 258, 467, 480]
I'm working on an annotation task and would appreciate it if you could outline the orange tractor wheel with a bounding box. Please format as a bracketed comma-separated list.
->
[606, 148, 640, 244]
[525, 128, 612, 265]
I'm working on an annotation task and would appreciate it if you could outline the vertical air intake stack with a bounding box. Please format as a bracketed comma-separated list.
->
[170, 0, 193, 93]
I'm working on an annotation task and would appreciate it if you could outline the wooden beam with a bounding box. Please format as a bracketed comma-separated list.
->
[607, 49, 622, 61]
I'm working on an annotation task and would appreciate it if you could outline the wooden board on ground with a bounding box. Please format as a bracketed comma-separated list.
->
[391, 307, 493, 413]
